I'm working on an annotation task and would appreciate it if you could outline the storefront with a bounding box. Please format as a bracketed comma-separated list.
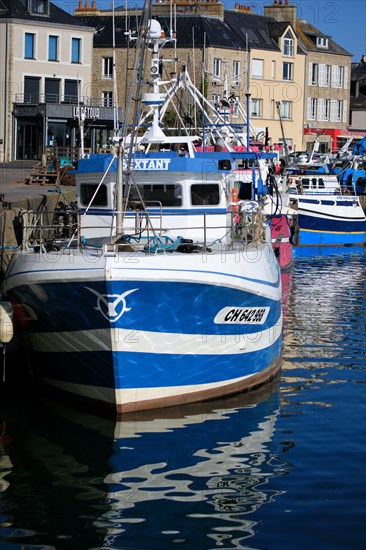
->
[13, 103, 120, 160]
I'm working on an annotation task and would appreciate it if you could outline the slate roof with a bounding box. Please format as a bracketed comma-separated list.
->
[224, 11, 280, 52]
[296, 19, 351, 57]
[351, 62, 366, 109]
[0, 0, 93, 27]
[77, 7, 351, 60]
[80, 14, 244, 49]
[351, 61, 366, 81]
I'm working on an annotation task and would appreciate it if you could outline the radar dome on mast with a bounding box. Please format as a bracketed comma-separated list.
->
[148, 19, 162, 38]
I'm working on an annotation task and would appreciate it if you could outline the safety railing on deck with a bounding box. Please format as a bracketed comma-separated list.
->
[17, 205, 268, 255]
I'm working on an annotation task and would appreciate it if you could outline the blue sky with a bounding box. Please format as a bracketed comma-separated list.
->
[54, 0, 365, 61]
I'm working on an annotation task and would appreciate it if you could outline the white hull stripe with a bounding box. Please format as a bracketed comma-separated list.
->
[43, 369, 265, 405]
[25, 318, 282, 355]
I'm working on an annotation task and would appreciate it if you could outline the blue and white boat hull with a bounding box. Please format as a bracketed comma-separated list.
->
[297, 194, 366, 246]
[4, 245, 282, 413]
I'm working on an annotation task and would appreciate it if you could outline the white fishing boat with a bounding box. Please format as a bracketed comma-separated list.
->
[1, 9, 282, 413]
[285, 170, 366, 246]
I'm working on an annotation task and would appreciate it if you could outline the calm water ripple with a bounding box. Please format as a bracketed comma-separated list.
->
[0, 248, 365, 550]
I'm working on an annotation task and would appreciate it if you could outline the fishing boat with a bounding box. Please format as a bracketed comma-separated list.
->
[234, 160, 298, 270]
[1, 11, 282, 413]
[285, 169, 366, 246]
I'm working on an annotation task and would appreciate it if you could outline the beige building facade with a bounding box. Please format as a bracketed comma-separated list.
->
[263, 0, 352, 152]
[247, 32, 305, 152]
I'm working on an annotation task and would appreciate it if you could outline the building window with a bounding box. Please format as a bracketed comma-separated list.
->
[233, 60, 240, 84]
[283, 32, 294, 56]
[330, 100, 343, 122]
[103, 57, 113, 79]
[48, 35, 58, 61]
[271, 61, 276, 79]
[325, 64, 331, 87]
[335, 100, 343, 121]
[307, 98, 317, 120]
[24, 76, 40, 103]
[324, 99, 330, 121]
[213, 58, 221, 79]
[270, 99, 275, 117]
[282, 62, 293, 81]
[317, 98, 325, 121]
[45, 78, 60, 103]
[338, 66, 344, 88]
[251, 98, 262, 118]
[102, 91, 113, 107]
[71, 38, 81, 63]
[30, 0, 49, 15]
[280, 101, 292, 119]
[64, 79, 79, 103]
[24, 33, 35, 59]
[316, 36, 329, 49]
[309, 63, 318, 86]
[252, 59, 263, 79]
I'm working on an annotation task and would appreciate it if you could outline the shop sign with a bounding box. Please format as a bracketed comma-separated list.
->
[73, 106, 100, 119]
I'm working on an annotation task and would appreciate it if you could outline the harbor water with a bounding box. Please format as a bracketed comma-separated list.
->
[0, 247, 365, 550]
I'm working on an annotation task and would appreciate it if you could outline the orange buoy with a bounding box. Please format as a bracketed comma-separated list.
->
[232, 186, 239, 212]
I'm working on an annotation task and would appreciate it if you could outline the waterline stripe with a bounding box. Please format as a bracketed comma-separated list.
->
[25, 319, 282, 355]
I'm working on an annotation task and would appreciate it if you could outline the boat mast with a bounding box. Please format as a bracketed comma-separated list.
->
[112, 0, 119, 136]
[116, 0, 153, 235]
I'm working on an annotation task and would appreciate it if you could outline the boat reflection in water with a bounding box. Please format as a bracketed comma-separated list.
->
[0, 381, 289, 549]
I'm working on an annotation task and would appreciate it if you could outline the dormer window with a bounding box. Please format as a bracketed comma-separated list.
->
[28, 1, 50, 16]
[316, 37, 329, 49]
[283, 32, 294, 57]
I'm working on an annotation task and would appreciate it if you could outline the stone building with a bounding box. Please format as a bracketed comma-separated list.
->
[75, 0, 308, 152]
[263, 0, 352, 152]
[0, 0, 117, 162]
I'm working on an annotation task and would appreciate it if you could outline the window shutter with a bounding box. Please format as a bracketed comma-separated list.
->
[342, 100, 347, 123]
[308, 63, 313, 85]
[344, 66, 349, 89]
[331, 66, 338, 88]
[330, 100, 337, 121]
[319, 64, 325, 87]
[307, 97, 312, 119]
[317, 98, 325, 121]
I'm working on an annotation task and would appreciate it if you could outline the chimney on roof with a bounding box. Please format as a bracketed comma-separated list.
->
[264, 0, 297, 26]
[75, 0, 99, 14]
[234, 4, 253, 12]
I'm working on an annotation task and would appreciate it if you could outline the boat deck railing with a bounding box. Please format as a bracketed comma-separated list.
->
[17, 206, 269, 254]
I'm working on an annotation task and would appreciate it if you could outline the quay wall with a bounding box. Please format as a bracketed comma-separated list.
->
[0, 163, 76, 283]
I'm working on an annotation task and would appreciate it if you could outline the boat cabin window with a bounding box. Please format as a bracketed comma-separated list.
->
[302, 178, 310, 189]
[318, 178, 325, 188]
[131, 184, 182, 207]
[237, 159, 254, 169]
[311, 178, 317, 188]
[218, 159, 231, 170]
[80, 183, 108, 207]
[191, 184, 220, 205]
